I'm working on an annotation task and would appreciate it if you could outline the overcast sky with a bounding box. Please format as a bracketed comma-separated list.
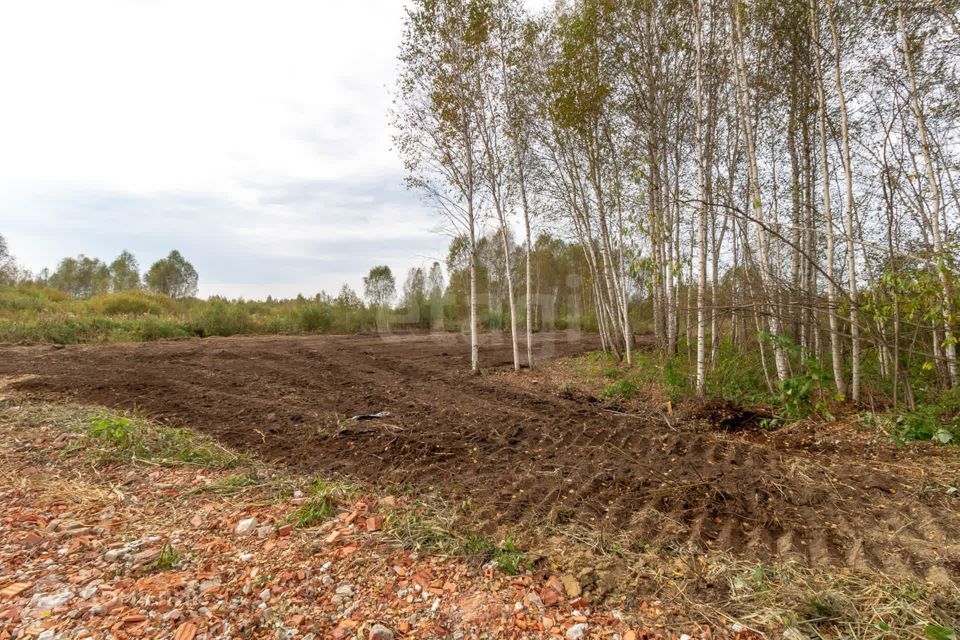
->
[0, 0, 549, 299]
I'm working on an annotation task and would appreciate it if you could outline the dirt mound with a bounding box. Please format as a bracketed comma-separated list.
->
[680, 397, 771, 432]
[0, 332, 957, 583]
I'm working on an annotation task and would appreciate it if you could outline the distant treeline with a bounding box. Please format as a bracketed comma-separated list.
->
[0, 231, 611, 344]
[9, 248, 199, 300]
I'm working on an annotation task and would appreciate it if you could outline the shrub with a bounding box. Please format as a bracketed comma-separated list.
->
[88, 414, 136, 447]
[863, 389, 960, 445]
[132, 317, 190, 341]
[298, 304, 333, 332]
[704, 343, 772, 405]
[30, 317, 122, 344]
[0, 287, 67, 312]
[91, 290, 172, 316]
[600, 379, 638, 400]
[190, 299, 253, 337]
[662, 357, 692, 401]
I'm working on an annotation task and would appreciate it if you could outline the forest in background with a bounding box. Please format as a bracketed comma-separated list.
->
[393, 0, 960, 420]
[0, 230, 603, 341]
[3, 0, 960, 442]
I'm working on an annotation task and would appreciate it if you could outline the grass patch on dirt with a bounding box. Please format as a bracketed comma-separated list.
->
[599, 379, 639, 401]
[0, 393, 246, 470]
[380, 494, 528, 573]
[286, 479, 358, 528]
[287, 497, 336, 528]
[381, 497, 462, 555]
[84, 412, 245, 468]
[189, 471, 262, 495]
[149, 542, 182, 572]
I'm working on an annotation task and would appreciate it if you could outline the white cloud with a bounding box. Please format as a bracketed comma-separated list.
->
[0, 0, 541, 299]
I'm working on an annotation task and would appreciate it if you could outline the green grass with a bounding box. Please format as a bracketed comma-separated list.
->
[602, 366, 623, 379]
[599, 379, 638, 400]
[378, 494, 529, 575]
[286, 478, 355, 528]
[150, 542, 182, 571]
[85, 413, 243, 468]
[461, 534, 526, 573]
[287, 496, 336, 528]
[187, 472, 263, 496]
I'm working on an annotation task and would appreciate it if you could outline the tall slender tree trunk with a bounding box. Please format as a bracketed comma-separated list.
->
[465, 117, 480, 375]
[810, 0, 846, 396]
[900, 4, 959, 387]
[519, 170, 534, 368]
[730, 0, 789, 381]
[693, 0, 708, 395]
[828, 4, 860, 401]
[498, 220, 520, 371]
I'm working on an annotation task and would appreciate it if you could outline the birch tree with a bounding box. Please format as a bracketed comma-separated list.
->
[395, 0, 487, 373]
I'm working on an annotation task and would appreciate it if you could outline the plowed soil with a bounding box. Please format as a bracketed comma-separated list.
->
[1, 332, 958, 583]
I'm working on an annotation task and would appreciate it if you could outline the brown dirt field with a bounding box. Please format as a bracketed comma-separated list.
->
[1, 331, 958, 584]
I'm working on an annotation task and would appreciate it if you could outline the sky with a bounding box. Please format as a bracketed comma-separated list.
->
[0, 0, 550, 300]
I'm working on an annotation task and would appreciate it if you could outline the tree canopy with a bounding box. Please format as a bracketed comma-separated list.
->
[48, 255, 110, 298]
[363, 265, 396, 308]
[145, 250, 199, 299]
[109, 250, 141, 292]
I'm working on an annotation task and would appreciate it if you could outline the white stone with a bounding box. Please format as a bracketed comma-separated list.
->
[235, 517, 258, 536]
[368, 624, 394, 640]
[32, 590, 75, 610]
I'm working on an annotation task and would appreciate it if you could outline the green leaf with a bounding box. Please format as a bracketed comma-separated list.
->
[924, 624, 958, 640]
[933, 428, 954, 445]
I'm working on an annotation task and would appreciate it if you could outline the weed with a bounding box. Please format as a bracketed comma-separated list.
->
[87, 414, 135, 447]
[662, 357, 692, 401]
[222, 473, 259, 489]
[802, 595, 841, 621]
[460, 533, 526, 574]
[861, 391, 960, 446]
[924, 625, 958, 640]
[463, 534, 496, 558]
[150, 542, 181, 571]
[773, 360, 832, 422]
[285, 478, 353, 528]
[190, 472, 261, 495]
[84, 412, 242, 468]
[287, 496, 335, 528]
[492, 537, 526, 575]
[599, 379, 638, 400]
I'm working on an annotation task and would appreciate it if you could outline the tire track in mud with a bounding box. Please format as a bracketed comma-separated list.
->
[1, 332, 958, 582]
